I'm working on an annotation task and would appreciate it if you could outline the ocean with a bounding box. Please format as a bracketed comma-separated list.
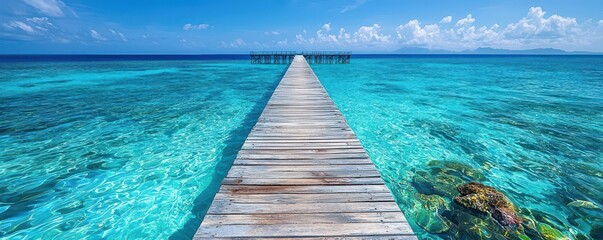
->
[1, 55, 602, 239]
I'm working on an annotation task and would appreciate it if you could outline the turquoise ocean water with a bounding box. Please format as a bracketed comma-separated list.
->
[0, 58, 284, 239]
[1, 55, 602, 239]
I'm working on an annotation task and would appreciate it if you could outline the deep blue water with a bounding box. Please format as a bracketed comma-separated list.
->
[1, 55, 602, 239]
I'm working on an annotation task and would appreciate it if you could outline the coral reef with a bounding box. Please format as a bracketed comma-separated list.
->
[454, 182, 522, 227]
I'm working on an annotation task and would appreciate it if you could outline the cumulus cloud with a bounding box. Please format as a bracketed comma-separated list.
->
[322, 23, 332, 32]
[395, 6, 594, 51]
[456, 14, 476, 26]
[354, 24, 390, 43]
[503, 7, 577, 40]
[315, 23, 338, 43]
[89, 29, 107, 41]
[440, 16, 452, 24]
[183, 23, 210, 31]
[294, 23, 390, 48]
[396, 20, 440, 46]
[22, 0, 70, 17]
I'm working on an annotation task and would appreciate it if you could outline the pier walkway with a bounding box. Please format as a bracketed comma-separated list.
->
[195, 55, 415, 239]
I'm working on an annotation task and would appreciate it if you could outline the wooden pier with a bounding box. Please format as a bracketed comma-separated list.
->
[251, 51, 351, 64]
[195, 55, 415, 239]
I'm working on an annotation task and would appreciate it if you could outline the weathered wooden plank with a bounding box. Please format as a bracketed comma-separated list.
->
[242, 143, 363, 149]
[225, 170, 383, 179]
[245, 139, 360, 143]
[212, 193, 397, 204]
[222, 177, 384, 185]
[196, 223, 414, 238]
[195, 55, 414, 239]
[229, 165, 377, 173]
[208, 201, 402, 214]
[218, 185, 391, 194]
[233, 159, 374, 166]
[202, 212, 406, 225]
[235, 154, 370, 160]
[237, 149, 367, 155]
[195, 236, 417, 240]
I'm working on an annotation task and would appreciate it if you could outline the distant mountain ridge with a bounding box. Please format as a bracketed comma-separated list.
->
[392, 47, 600, 55]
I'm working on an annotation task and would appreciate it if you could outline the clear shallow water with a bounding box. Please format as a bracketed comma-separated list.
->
[313, 56, 603, 239]
[0, 59, 283, 239]
[1, 55, 602, 240]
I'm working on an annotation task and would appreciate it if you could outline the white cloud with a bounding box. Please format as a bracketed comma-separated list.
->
[392, 6, 603, 51]
[22, 0, 67, 17]
[599, 20, 603, 26]
[503, 7, 578, 40]
[341, 0, 368, 13]
[3, 17, 73, 43]
[338, 28, 351, 41]
[353, 24, 390, 43]
[440, 16, 452, 24]
[315, 23, 338, 43]
[26, 17, 52, 31]
[110, 29, 128, 42]
[295, 34, 307, 44]
[397, 15, 504, 50]
[89, 29, 107, 41]
[322, 23, 332, 32]
[396, 20, 440, 46]
[4, 21, 36, 34]
[183, 23, 210, 31]
[456, 14, 476, 26]
[26, 17, 51, 25]
[277, 39, 288, 46]
[264, 31, 280, 36]
[230, 38, 246, 47]
[294, 23, 390, 48]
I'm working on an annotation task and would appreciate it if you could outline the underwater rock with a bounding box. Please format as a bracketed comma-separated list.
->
[417, 193, 448, 210]
[413, 193, 451, 233]
[411, 171, 438, 195]
[432, 173, 465, 197]
[567, 200, 600, 209]
[428, 160, 486, 181]
[538, 223, 569, 240]
[412, 167, 466, 198]
[454, 182, 522, 227]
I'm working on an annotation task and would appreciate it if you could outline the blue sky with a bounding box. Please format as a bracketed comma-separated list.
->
[1, 0, 602, 53]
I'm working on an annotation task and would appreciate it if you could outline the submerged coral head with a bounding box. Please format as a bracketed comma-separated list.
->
[454, 182, 523, 227]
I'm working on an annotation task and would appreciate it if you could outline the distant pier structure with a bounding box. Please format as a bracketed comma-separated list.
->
[250, 51, 351, 64]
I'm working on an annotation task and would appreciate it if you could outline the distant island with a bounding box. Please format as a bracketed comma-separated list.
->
[392, 47, 601, 55]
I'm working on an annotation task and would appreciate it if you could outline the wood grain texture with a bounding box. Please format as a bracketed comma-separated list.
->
[195, 55, 416, 239]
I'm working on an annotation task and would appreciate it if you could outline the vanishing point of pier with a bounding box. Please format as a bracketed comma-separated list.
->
[195, 54, 416, 238]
